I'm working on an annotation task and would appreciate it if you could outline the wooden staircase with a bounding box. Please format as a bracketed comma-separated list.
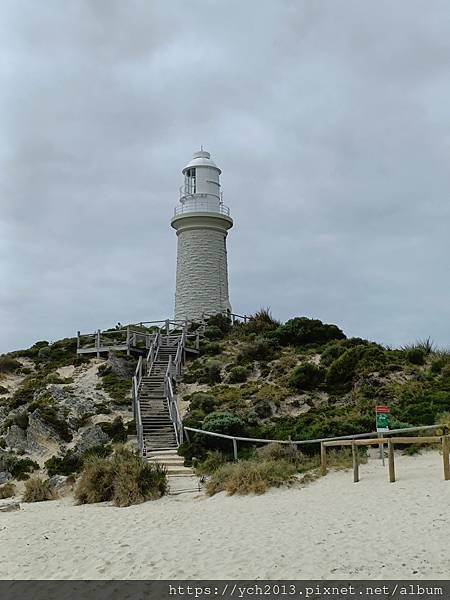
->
[135, 331, 201, 492]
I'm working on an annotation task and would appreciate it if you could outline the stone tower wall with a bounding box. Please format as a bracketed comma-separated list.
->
[174, 224, 231, 320]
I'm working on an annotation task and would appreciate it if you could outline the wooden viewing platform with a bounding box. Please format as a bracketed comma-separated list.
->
[77, 320, 199, 357]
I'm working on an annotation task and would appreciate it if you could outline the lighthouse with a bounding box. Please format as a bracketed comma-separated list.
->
[171, 150, 233, 321]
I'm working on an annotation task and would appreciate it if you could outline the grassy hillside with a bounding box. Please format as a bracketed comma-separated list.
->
[178, 311, 450, 462]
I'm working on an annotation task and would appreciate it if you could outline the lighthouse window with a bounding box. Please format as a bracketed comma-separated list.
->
[185, 168, 196, 193]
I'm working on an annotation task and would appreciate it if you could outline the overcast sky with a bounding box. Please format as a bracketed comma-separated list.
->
[1, 0, 449, 354]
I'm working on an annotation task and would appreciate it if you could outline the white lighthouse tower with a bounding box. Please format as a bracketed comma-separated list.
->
[171, 149, 233, 321]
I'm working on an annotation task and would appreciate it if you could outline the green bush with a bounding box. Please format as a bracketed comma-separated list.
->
[289, 363, 325, 391]
[45, 445, 112, 477]
[193, 362, 223, 385]
[320, 344, 346, 366]
[206, 458, 296, 496]
[0, 482, 16, 499]
[98, 417, 127, 443]
[75, 445, 167, 507]
[237, 338, 275, 363]
[0, 356, 22, 374]
[237, 308, 280, 337]
[206, 313, 232, 335]
[13, 411, 29, 430]
[200, 342, 222, 356]
[98, 372, 131, 404]
[188, 393, 218, 414]
[34, 405, 72, 442]
[23, 477, 54, 502]
[227, 366, 249, 384]
[0, 453, 39, 480]
[406, 348, 426, 366]
[274, 317, 346, 347]
[204, 326, 224, 341]
[194, 451, 227, 475]
[325, 345, 385, 391]
[202, 411, 246, 437]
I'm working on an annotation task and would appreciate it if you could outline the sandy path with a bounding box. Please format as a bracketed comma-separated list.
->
[1, 452, 449, 579]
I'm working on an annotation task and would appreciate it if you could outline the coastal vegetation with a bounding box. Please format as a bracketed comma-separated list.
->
[0, 309, 448, 500]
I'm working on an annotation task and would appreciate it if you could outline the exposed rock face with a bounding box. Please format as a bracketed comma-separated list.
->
[4, 425, 27, 452]
[48, 474, 71, 494]
[5, 414, 60, 456]
[0, 471, 12, 484]
[75, 425, 109, 456]
[107, 353, 135, 379]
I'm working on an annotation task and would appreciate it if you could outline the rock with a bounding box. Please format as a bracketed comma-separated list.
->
[75, 425, 109, 455]
[107, 353, 135, 379]
[48, 475, 70, 493]
[26, 412, 60, 454]
[0, 471, 12, 484]
[4, 425, 27, 452]
[0, 501, 20, 512]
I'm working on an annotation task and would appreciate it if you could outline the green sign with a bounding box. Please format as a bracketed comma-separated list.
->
[376, 412, 389, 431]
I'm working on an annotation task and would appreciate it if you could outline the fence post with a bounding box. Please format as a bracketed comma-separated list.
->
[352, 442, 359, 483]
[388, 439, 396, 482]
[232, 438, 238, 460]
[320, 443, 327, 476]
[126, 326, 130, 356]
[96, 330, 101, 358]
[165, 319, 170, 335]
[77, 331, 80, 350]
[442, 435, 450, 481]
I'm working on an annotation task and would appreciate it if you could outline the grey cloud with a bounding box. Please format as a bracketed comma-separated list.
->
[1, 0, 449, 353]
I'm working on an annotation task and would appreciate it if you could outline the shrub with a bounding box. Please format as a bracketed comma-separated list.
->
[325, 345, 385, 391]
[238, 308, 280, 337]
[237, 338, 275, 363]
[202, 411, 246, 437]
[206, 459, 296, 496]
[194, 362, 222, 385]
[98, 417, 127, 443]
[289, 363, 325, 391]
[227, 366, 249, 384]
[188, 393, 218, 414]
[0, 482, 16, 499]
[75, 445, 167, 507]
[204, 326, 224, 341]
[13, 411, 29, 430]
[0, 454, 39, 480]
[45, 445, 112, 477]
[0, 356, 21, 374]
[34, 405, 72, 442]
[406, 348, 426, 366]
[23, 477, 54, 502]
[0, 385, 9, 395]
[98, 371, 131, 404]
[194, 451, 227, 476]
[200, 342, 222, 356]
[206, 313, 232, 335]
[274, 317, 346, 347]
[320, 344, 346, 366]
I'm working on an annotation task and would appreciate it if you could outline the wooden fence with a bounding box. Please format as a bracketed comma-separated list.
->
[320, 434, 450, 483]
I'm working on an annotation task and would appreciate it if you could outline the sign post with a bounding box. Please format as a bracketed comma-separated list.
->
[376, 405, 390, 466]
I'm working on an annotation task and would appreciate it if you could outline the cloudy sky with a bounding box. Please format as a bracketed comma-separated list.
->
[1, 0, 449, 353]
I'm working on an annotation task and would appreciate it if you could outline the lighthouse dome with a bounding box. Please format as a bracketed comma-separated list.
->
[182, 150, 221, 175]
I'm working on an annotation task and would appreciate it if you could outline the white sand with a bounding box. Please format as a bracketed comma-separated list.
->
[1, 452, 449, 580]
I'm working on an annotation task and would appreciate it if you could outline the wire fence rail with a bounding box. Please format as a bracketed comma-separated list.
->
[183, 423, 448, 461]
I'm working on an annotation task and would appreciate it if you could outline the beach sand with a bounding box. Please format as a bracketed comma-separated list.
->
[1, 452, 448, 579]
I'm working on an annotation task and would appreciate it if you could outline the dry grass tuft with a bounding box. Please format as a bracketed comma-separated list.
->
[0, 482, 16, 499]
[206, 458, 296, 496]
[75, 445, 168, 507]
[23, 477, 54, 502]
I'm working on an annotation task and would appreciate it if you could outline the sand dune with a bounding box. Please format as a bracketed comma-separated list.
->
[1, 452, 449, 579]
